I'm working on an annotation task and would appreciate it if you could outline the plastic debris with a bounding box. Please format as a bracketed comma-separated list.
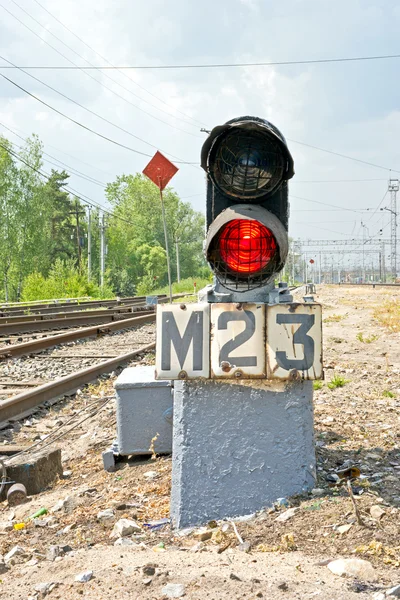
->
[143, 518, 170, 531]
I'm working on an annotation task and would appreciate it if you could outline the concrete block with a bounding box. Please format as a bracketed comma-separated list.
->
[171, 379, 315, 528]
[0, 448, 62, 500]
[114, 366, 173, 456]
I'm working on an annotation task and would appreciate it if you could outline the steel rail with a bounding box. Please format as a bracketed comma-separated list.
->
[0, 342, 156, 423]
[0, 296, 155, 315]
[0, 313, 156, 359]
[0, 309, 155, 336]
[332, 283, 400, 287]
[0, 304, 149, 323]
[0, 300, 146, 317]
[0, 295, 151, 312]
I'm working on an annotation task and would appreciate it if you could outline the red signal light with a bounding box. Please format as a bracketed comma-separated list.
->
[217, 219, 277, 274]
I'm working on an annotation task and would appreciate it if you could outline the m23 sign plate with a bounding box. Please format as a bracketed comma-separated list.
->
[155, 303, 322, 380]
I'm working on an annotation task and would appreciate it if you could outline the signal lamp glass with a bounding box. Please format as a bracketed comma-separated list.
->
[210, 129, 287, 199]
[217, 219, 277, 274]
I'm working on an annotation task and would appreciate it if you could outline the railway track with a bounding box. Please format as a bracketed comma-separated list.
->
[0, 321, 156, 423]
[0, 293, 192, 423]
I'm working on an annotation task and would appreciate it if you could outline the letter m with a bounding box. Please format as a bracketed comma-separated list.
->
[161, 310, 204, 371]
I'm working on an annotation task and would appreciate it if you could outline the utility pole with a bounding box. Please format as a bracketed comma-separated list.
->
[69, 200, 85, 270]
[381, 241, 386, 282]
[174, 236, 181, 283]
[87, 207, 92, 282]
[387, 179, 399, 280]
[100, 212, 105, 291]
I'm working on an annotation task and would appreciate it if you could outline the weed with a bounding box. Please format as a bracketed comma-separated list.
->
[327, 374, 350, 390]
[323, 314, 344, 323]
[356, 332, 378, 343]
[383, 390, 395, 398]
[305, 500, 324, 511]
[373, 299, 400, 333]
[313, 380, 323, 390]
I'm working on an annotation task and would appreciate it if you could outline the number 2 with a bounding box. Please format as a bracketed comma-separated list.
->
[218, 310, 257, 367]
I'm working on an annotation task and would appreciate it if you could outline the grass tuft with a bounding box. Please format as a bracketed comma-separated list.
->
[327, 374, 350, 390]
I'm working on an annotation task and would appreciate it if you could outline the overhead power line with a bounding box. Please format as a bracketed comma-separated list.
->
[287, 139, 400, 174]
[1, 52, 400, 70]
[0, 55, 199, 165]
[0, 72, 197, 165]
[0, 121, 108, 188]
[1, 2, 201, 138]
[31, 0, 205, 128]
[0, 139, 135, 226]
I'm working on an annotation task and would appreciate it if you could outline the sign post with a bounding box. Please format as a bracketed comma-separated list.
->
[143, 151, 178, 303]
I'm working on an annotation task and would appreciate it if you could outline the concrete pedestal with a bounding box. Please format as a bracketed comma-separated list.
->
[171, 379, 315, 528]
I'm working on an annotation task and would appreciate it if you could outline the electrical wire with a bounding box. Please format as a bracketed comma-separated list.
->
[0, 57, 198, 165]
[5, 396, 114, 464]
[31, 0, 205, 128]
[0, 139, 135, 225]
[287, 138, 400, 174]
[1, 2, 202, 138]
[0, 72, 197, 165]
[290, 194, 369, 213]
[0, 121, 108, 188]
[2, 52, 400, 70]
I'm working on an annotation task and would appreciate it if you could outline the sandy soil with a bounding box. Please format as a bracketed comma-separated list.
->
[0, 284, 399, 600]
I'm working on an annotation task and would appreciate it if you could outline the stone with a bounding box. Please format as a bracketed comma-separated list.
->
[162, 583, 186, 598]
[230, 573, 241, 581]
[336, 524, 353, 534]
[0, 449, 62, 501]
[277, 581, 289, 591]
[311, 488, 325, 496]
[142, 564, 157, 576]
[327, 558, 377, 581]
[190, 542, 205, 553]
[238, 541, 251, 553]
[275, 498, 289, 508]
[275, 508, 299, 523]
[0, 558, 8, 574]
[114, 538, 137, 547]
[46, 546, 64, 562]
[34, 582, 56, 598]
[110, 518, 142, 538]
[386, 584, 400, 597]
[52, 496, 75, 514]
[370, 505, 386, 520]
[144, 471, 159, 480]
[62, 471, 72, 479]
[4, 545, 28, 564]
[0, 521, 13, 532]
[193, 527, 213, 542]
[75, 570, 93, 583]
[97, 509, 115, 522]
[372, 593, 385, 600]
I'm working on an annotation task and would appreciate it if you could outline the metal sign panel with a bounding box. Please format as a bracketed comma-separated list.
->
[155, 304, 210, 379]
[142, 151, 179, 191]
[266, 303, 323, 380]
[210, 303, 266, 378]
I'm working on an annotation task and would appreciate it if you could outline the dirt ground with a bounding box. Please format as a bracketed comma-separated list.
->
[0, 285, 399, 600]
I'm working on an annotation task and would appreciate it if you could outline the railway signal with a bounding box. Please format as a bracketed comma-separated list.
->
[201, 116, 294, 296]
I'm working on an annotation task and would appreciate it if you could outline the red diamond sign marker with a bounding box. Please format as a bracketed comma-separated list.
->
[142, 151, 178, 191]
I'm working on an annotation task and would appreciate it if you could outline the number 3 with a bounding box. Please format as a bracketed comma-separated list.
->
[275, 314, 315, 371]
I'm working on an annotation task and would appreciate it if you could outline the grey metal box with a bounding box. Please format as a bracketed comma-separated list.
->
[114, 366, 173, 456]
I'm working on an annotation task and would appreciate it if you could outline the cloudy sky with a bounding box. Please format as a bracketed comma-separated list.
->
[1, 0, 399, 256]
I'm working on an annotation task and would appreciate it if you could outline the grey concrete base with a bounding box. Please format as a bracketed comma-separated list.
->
[114, 366, 173, 456]
[1, 448, 62, 500]
[171, 379, 315, 528]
